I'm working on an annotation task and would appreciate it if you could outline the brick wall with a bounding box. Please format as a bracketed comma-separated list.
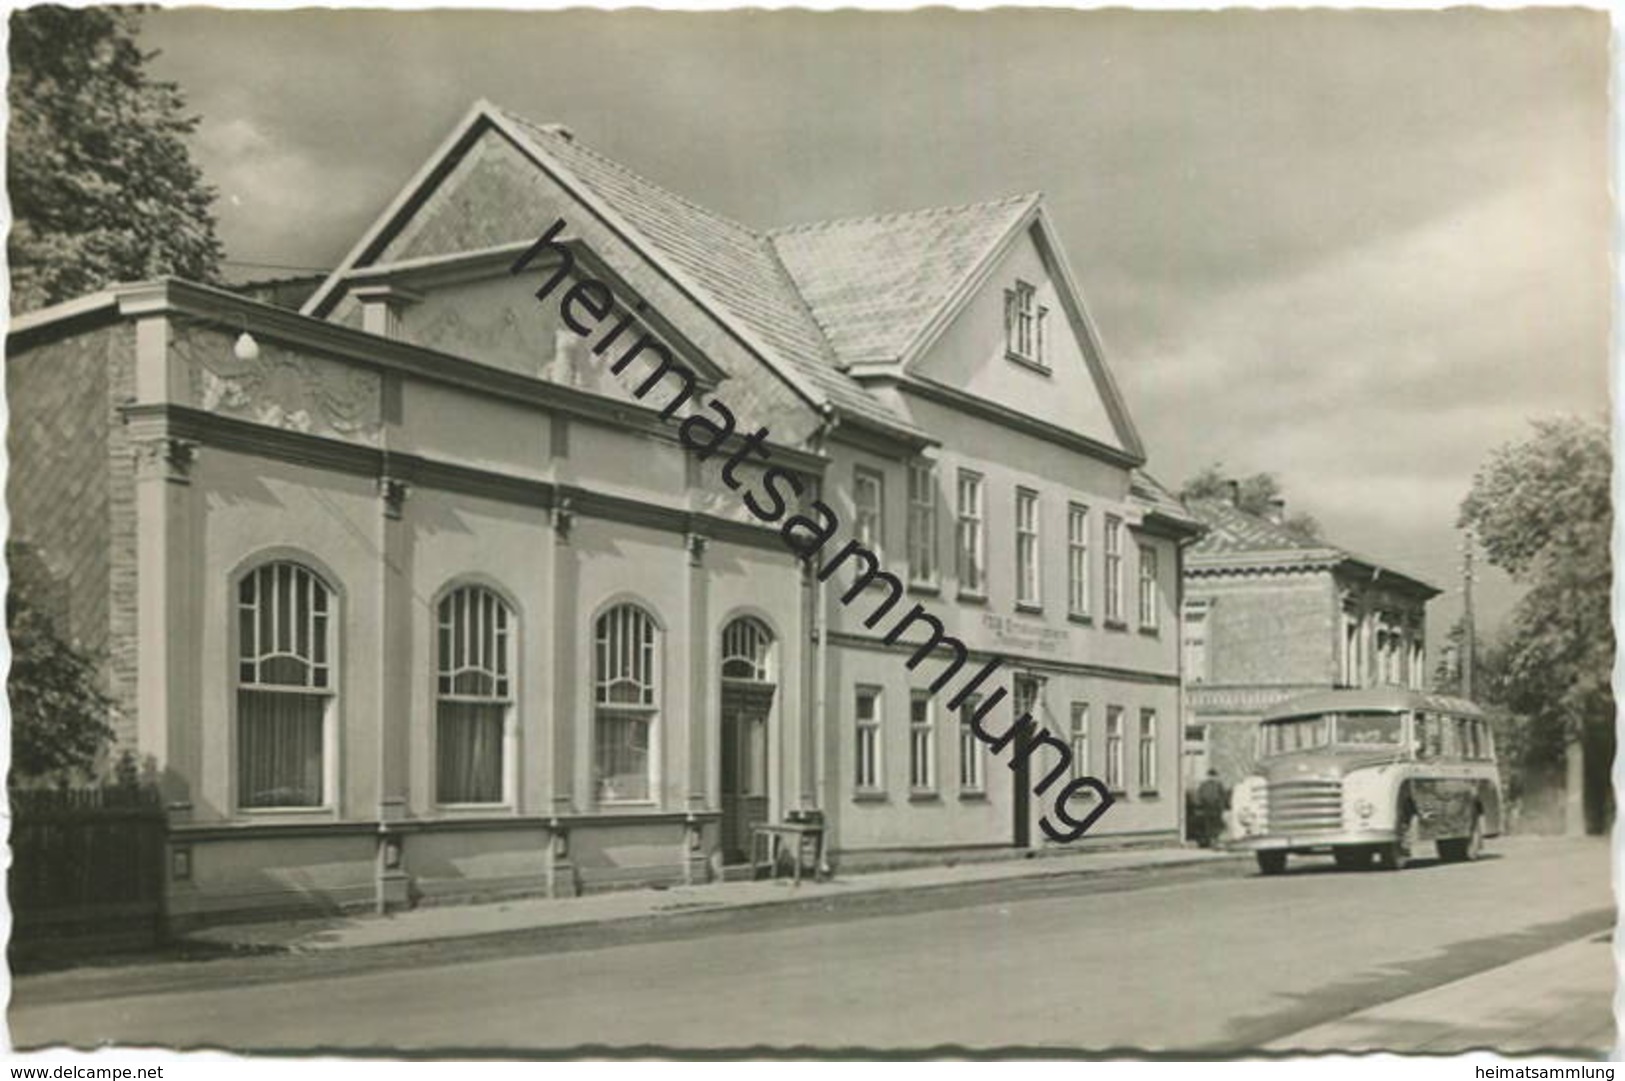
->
[6, 324, 139, 745]
[1194, 569, 1336, 687]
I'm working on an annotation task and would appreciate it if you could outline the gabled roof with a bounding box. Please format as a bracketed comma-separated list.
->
[769, 194, 1037, 369]
[303, 100, 1149, 460]
[305, 102, 921, 440]
[1185, 497, 1439, 596]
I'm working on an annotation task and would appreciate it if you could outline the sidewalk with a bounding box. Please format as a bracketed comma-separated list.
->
[1268, 932, 1618, 1055]
[182, 843, 1236, 954]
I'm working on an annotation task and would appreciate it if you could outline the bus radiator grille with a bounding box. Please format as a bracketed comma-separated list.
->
[1265, 780, 1343, 832]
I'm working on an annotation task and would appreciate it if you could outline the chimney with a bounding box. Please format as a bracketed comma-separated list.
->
[1267, 497, 1286, 524]
[1225, 480, 1241, 507]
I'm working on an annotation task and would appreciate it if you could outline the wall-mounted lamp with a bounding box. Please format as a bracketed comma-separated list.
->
[233, 330, 260, 362]
[551, 828, 569, 859]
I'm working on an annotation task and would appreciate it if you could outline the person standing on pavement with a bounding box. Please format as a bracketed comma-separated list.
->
[1195, 769, 1228, 847]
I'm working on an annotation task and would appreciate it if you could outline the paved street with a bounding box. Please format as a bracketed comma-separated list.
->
[10, 837, 1612, 1054]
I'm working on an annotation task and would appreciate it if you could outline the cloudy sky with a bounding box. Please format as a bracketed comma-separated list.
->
[141, 8, 1612, 647]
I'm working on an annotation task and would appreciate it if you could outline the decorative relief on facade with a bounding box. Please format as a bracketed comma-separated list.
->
[174, 327, 382, 445]
[407, 298, 536, 372]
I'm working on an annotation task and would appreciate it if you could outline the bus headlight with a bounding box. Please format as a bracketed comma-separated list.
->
[1355, 799, 1374, 820]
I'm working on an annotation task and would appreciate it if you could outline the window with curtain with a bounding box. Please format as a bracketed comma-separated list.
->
[1105, 706, 1125, 792]
[907, 461, 937, 586]
[854, 467, 884, 557]
[237, 561, 333, 809]
[855, 686, 882, 792]
[1068, 503, 1090, 617]
[958, 694, 985, 793]
[595, 604, 660, 803]
[909, 691, 935, 793]
[956, 470, 985, 596]
[1138, 544, 1160, 630]
[1104, 515, 1125, 624]
[1070, 702, 1090, 781]
[1016, 487, 1041, 607]
[437, 586, 513, 805]
[1139, 708, 1159, 793]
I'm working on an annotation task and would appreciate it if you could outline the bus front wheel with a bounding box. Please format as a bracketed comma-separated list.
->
[1377, 808, 1417, 871]
[1256, 851, 1287, 876]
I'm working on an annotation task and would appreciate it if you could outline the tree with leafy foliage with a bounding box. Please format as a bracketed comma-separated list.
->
[1458, 416, 1613, 833]
[8, 5, 223, 312]
[1179, 463, 1323, 542]
[7, 556, 116, 785]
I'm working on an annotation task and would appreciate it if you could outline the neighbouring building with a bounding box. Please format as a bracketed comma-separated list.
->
[1180, 493, 1441, 788]
[7, 99, 1199, 925]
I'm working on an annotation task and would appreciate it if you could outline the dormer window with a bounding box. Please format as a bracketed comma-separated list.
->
[1004, 280, 1048, 369]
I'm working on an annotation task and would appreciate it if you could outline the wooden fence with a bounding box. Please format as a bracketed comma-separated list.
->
[9, 785, 167, 954]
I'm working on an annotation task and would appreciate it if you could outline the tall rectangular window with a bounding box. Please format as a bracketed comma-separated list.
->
[1015, 487, 1041, 607]
[909, 691, 935, 793]
[1183, 601, 1209, 684]
[853, 467, 884, 557]
[1004, 281, 1049, 367]
[1067, 503, 1090, 617]
[1104, 516, 1125, 623]
[956, 470, 986, 596]
[1069, 702, 1090, 781]
[1105, 706, 1125, 792]
[907, 462, 937, 587]
[855, 686, 883, 792]
[1138, 544, 1160, 630]
[958, 695, 985, 793]
[1139, 709, 1158, 793]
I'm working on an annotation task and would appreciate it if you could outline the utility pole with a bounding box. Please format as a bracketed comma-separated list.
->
[1461, 532, 1477, 700]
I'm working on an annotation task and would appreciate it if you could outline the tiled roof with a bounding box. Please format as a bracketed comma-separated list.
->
[1185, 497, 1341, 560]
[499, 110, 921, 436]
[1129, 469, 1201, 529]
[768, 195, 1037, 368]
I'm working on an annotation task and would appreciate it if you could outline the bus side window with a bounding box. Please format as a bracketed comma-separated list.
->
[1456, 719, 1471, 760]
[1467, 720, 1482, 760]
[1424, 715, 1444, 759]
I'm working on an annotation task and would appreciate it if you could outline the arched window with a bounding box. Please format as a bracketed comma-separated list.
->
[720, 616, 774, 682]
[594, 604, 659, 803]
[437, 586, 514, 805]
[237, 561, 334, 809]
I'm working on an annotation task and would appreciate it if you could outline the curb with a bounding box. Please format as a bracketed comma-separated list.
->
[187, 847, 1241, 956]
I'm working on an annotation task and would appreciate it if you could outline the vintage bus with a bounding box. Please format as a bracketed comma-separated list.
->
[1227, 688, 1502, 874]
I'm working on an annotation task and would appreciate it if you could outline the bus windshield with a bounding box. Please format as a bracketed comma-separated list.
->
[1260, 711, 1406, 756]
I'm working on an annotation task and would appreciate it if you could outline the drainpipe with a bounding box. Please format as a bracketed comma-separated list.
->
[809, 404, 837, 876]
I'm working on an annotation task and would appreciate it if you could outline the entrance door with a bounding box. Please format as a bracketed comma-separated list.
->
[1011, 675, 1041, 848]
[720, 681, 774, 865]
